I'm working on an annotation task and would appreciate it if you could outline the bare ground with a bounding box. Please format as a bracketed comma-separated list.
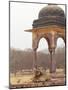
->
[10, 69, 66, 88]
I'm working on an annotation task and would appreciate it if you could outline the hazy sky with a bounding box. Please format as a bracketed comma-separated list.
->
[10, 2, 65, 50]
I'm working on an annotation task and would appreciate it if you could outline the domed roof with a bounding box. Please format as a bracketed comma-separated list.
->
[33, 4, 65, 28]
[39, 5, 64, 19]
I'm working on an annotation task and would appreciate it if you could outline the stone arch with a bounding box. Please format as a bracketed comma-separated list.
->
[37, 37, 48, 51]
[32, 34, 50, 73]
[32, 34, 50, 51]
[37, 35, 49, 50]
[56, 37, 65, 48]
[55, 37, 65, 70]
[57, 33, 65, 44]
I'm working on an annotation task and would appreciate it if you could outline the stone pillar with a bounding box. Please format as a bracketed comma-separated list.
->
[47, 32, 57, 73]
[33, 49, 42, 77]
[33, 49, 37, 72]
[49, 49, 56, 73]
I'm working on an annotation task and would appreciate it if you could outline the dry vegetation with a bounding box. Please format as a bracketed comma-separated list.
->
[10, 69, 65, 88]
[10, 47, 65, 73]
[9, 47, 66, 88]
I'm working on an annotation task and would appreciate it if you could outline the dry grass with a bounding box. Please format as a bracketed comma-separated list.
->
[10, 68, 65, 87]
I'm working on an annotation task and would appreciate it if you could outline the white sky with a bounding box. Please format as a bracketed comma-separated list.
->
[10, 2, 65, 50]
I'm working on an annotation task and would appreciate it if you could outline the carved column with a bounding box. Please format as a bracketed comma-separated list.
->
[32, 34, 39, 76]
[47, 32, 57, 73]
[49, 49, 56, 73]
[33, 49, 37, 72]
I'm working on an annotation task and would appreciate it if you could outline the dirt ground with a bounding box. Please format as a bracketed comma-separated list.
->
[10, 69, 66, 88]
